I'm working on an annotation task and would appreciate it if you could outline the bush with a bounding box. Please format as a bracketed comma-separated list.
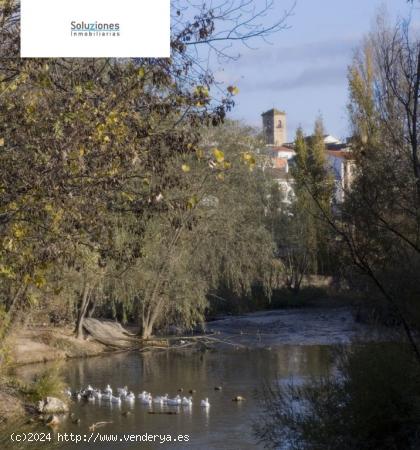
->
[255, 343, 420, 450]
[25, 365, 66, 402]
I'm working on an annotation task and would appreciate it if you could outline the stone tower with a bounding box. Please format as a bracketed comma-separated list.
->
[262, 108, 287, 146]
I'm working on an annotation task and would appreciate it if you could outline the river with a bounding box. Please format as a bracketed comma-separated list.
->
[4, 307, 388, 449]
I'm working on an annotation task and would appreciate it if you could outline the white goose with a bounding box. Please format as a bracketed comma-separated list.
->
[167, 395, 181, 406]
[182, 396, 193, 406]
[138, 390, 148, 399]
[94, 390, 102, 400]
[153, 394, 167, 405]
[104, 384, 113, 395]
[139, 392, 152, 405]
[102, 392, 112, 401]
[117, 386, 128, 398]
[126, 392, 135, 401]
[200, 398, 210, 408]
[111, 395, 122, 404]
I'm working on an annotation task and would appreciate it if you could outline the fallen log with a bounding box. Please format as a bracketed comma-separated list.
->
[83, 319, 139, 349]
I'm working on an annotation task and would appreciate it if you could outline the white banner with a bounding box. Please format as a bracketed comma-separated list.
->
[21, 0, 170, 58]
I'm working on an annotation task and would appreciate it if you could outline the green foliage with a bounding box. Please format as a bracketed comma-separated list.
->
[105, 120, 275, 338]
[24, 365, 66, 402]
[337, 14, 420, 334]
[0, 2, 237, 337]
[256, 343, 420, 450]
[266, 119, 334, 294]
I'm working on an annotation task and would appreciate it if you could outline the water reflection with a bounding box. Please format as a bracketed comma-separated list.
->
[7, 345, 333, 449]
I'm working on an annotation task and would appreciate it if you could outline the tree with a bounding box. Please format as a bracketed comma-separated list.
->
[0, 0, 293, 343]
[306, 13, 420, 361]
[286, 121, 334, 282]
[107, 121, 274, 339]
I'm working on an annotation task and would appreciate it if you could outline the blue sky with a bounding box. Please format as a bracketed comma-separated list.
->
[213, 0, 419, 140]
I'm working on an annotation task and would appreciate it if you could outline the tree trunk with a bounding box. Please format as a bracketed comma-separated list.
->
[75, 283, 90, 339]
[86, 295, 96, 318]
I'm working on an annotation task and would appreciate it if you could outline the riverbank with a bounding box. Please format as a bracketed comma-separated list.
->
[6, 326, 109, 366]
[0, 327, 111, 427]
[7, 304, 391, 367]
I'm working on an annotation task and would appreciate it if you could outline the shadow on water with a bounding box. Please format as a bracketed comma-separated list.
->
[2, 345, 334, 450]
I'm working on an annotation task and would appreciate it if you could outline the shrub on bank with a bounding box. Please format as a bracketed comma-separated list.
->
[255, 343, 420, 450]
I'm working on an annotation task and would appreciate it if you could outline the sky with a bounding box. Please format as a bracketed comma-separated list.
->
[211, 0, 419, 141]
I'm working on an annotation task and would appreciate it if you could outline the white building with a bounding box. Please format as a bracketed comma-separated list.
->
[260, 108, 354, 204]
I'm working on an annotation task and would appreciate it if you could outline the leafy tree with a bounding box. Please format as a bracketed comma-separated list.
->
[107, 121, 274, 338]
[303, 12, 420, 361]
[287, 121, 334, 281]
[0, 0, 294, 343]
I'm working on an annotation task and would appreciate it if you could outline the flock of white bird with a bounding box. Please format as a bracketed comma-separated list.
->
[65, 385, 211, 408]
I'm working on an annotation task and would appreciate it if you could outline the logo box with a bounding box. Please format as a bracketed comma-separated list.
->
[21, 0, 170, 58]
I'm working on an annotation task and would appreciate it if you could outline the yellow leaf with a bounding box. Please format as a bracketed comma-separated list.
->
[34, 274, 46, 288]
[212, 148, 225, 163]
[187, 194, 198, 209]
[122, 192, 135, 202]
[23, 274, 31, 284]
[0, 138, 4, 147]
[194, 85, 209, 97]
[0, 265, 15, 279]
[217, 173, 225, 181]
[138, 67, 145, 78]
[182, 164, 191, 173]
[12, 224, 25, 239]
[227, 86, 239, 95]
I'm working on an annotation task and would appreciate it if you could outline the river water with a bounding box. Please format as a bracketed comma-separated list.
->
[11, 345, 333, 450]
[5, 307, 387, 449]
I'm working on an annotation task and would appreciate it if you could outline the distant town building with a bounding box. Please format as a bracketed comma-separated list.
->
[262, 108, 287, 146]
[260, 108, 355, 204]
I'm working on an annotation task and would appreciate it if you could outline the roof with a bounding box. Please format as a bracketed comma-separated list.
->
[268, 145, 295, 153]
[326, 149, 353, 160]
[262, 108, 286, 116]
[326, 143, 350, 151]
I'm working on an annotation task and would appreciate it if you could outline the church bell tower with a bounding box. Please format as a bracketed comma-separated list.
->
[262, 108, 287, 146]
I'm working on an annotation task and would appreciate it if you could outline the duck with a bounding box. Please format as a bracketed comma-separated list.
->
[182, 396, 193, 406]
[117, 386, 128, 398]
[167, 395, 181, 406]
[46, 415, 60, 427]
[104, 384, 113, 395]
[153, 395, 167, 405]
[111, 395, 122, 404]
[200, 398, 210, 408]
[139, 392, 152, 405]
[126, 392, 135, 401]
[94, 390, 102, 400]
[138, 391, 148, 399]
[102, 392, 112, 401]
